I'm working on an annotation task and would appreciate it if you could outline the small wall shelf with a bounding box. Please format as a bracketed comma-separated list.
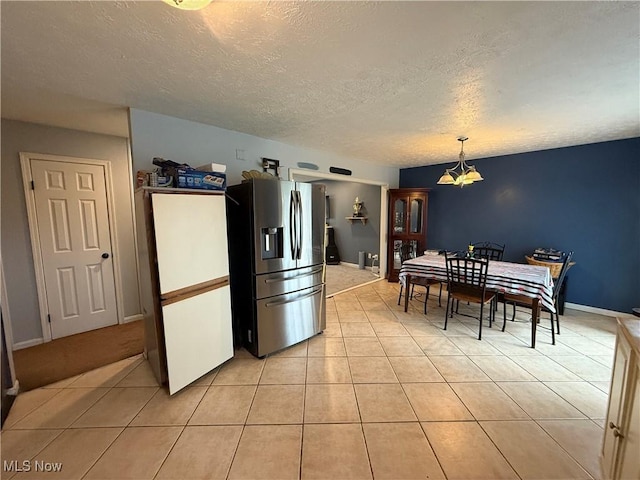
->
[346, 216, 368, 224]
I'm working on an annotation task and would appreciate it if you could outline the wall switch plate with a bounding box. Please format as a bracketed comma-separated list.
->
[236, 149, 245, 161]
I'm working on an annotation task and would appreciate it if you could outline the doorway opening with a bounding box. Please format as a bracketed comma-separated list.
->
[289, 169, 389, 297]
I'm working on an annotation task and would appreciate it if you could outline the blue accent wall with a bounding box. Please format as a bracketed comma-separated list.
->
[399, 138, 640, 313]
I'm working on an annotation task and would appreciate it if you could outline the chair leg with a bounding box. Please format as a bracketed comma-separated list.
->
[438, 283, 443, 307]
[555, 299, 561, 334]
[478, 302, 484, 340]
[424, 286, 430, 314]
[490, 299, 495, 327]
[397, 285, 403, 306]
[550, 310, 556, 345]
[502, 300, 507, 332]
[494, 299, 498, 323]
[444, 294, 451, 330]
[511, 302, 516, 321]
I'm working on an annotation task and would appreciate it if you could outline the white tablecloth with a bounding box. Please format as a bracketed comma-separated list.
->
[399, 255, 556, 313]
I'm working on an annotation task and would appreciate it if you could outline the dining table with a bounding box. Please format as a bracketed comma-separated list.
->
[399, 253, 555, 348]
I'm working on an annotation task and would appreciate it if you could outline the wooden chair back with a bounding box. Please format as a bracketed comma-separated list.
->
[399, 242, 414, 263]
[552, 251, 574, 299]
[445, 254, 490, 300]
[472, 242, 505, 261]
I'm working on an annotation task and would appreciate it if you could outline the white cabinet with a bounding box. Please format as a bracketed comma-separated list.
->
[135, 188, 233, 395]
[601, 318, 640, 480]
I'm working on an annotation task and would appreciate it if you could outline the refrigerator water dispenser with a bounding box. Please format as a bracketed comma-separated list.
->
[261, 227, 283, 259]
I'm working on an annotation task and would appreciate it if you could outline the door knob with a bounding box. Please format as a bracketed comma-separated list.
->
[609, 422, 624, 438]
[101, 253, 110, 259]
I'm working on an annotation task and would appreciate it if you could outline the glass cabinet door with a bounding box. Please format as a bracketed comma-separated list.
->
[387, 189, 429, 282]
[410, 198, 423, 233]
[393, 198, 407, 233]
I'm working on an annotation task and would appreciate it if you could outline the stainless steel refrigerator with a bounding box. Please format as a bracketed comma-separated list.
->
[226, 179, 326, 357]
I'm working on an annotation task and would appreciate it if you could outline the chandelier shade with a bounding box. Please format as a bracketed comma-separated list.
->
[437, 137, 483, 187]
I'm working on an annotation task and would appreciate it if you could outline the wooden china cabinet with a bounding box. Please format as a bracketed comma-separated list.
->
[386, 188, 430, 282]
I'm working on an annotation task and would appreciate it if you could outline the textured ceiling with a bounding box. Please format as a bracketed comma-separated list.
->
[2, 1, 639, 167]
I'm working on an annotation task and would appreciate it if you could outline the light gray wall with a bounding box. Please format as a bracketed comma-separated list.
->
[129, 109, 400, 188]
[322, 180, 381, 266]
[1, 119, 140, 345]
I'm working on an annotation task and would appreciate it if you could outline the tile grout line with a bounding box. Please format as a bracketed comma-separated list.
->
[149, 370, 223, 480]
[532, 418, 598, 480]
[8, 282, 615, 480]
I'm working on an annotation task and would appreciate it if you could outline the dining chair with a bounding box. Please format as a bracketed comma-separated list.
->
[397, 242, 441, 314]
[502, 251, 574, 345]
[472, 241, 505, 261]
[472, 241, 505, 312]
[444, 253, 496, 340]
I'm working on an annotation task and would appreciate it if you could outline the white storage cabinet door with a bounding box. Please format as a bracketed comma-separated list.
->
[162, 285, 233, 394]
[151, 193, 229, 294]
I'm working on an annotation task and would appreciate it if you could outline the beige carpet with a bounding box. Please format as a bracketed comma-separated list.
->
[325, 263, 381, 297]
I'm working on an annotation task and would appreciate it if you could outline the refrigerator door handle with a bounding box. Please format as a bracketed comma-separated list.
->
[265, 287, 323, 307]
[296, 190, 303, 260]
[264, 267, 323, 283]
[295, 190, 300, 259]
[289, 190, 297, 260]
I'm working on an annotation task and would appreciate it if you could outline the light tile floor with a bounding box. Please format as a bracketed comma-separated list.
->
[1, 280, 619, 479]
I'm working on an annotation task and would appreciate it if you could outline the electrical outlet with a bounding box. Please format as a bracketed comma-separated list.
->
[372, 254, 379, 260]
[368, 253, 372, 259]
[236, 149, 245, 161]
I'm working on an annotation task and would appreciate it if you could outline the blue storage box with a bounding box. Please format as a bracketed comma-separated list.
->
[174, 168, 226, 191]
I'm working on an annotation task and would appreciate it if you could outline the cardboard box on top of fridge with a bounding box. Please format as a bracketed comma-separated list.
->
[196, 163, 227, 173]
[174, 167, 226, 191]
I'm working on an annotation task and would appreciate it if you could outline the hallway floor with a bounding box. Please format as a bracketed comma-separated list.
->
[1, 280, 618, 479]
[325, 263, 380, 297]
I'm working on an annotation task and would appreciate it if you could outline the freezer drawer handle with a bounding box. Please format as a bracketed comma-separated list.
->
[264, 267, 323, 284]
[265, 287, 322, 307]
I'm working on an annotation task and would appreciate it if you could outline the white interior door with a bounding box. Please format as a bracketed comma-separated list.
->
[31, 159, 117, 339]
[162, 285, 233, 394]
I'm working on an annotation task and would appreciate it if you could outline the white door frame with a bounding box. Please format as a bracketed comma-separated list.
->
[1, 258, 18, 391]
[20, 152, 124, 342]
[288, 168, 389, 279]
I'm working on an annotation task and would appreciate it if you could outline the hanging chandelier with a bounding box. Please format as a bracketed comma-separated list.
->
[437, 137, 483, 187]
[162, 0, 212, 10]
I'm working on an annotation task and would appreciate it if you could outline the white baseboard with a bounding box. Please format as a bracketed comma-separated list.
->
[332, 261, 377, 271]
[123, 314, 144, 324]
[565, 303, 631, 318]
[337, 261, 359, 269]
[6, 379, 20, 396]
[13, 338, 44, 350]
